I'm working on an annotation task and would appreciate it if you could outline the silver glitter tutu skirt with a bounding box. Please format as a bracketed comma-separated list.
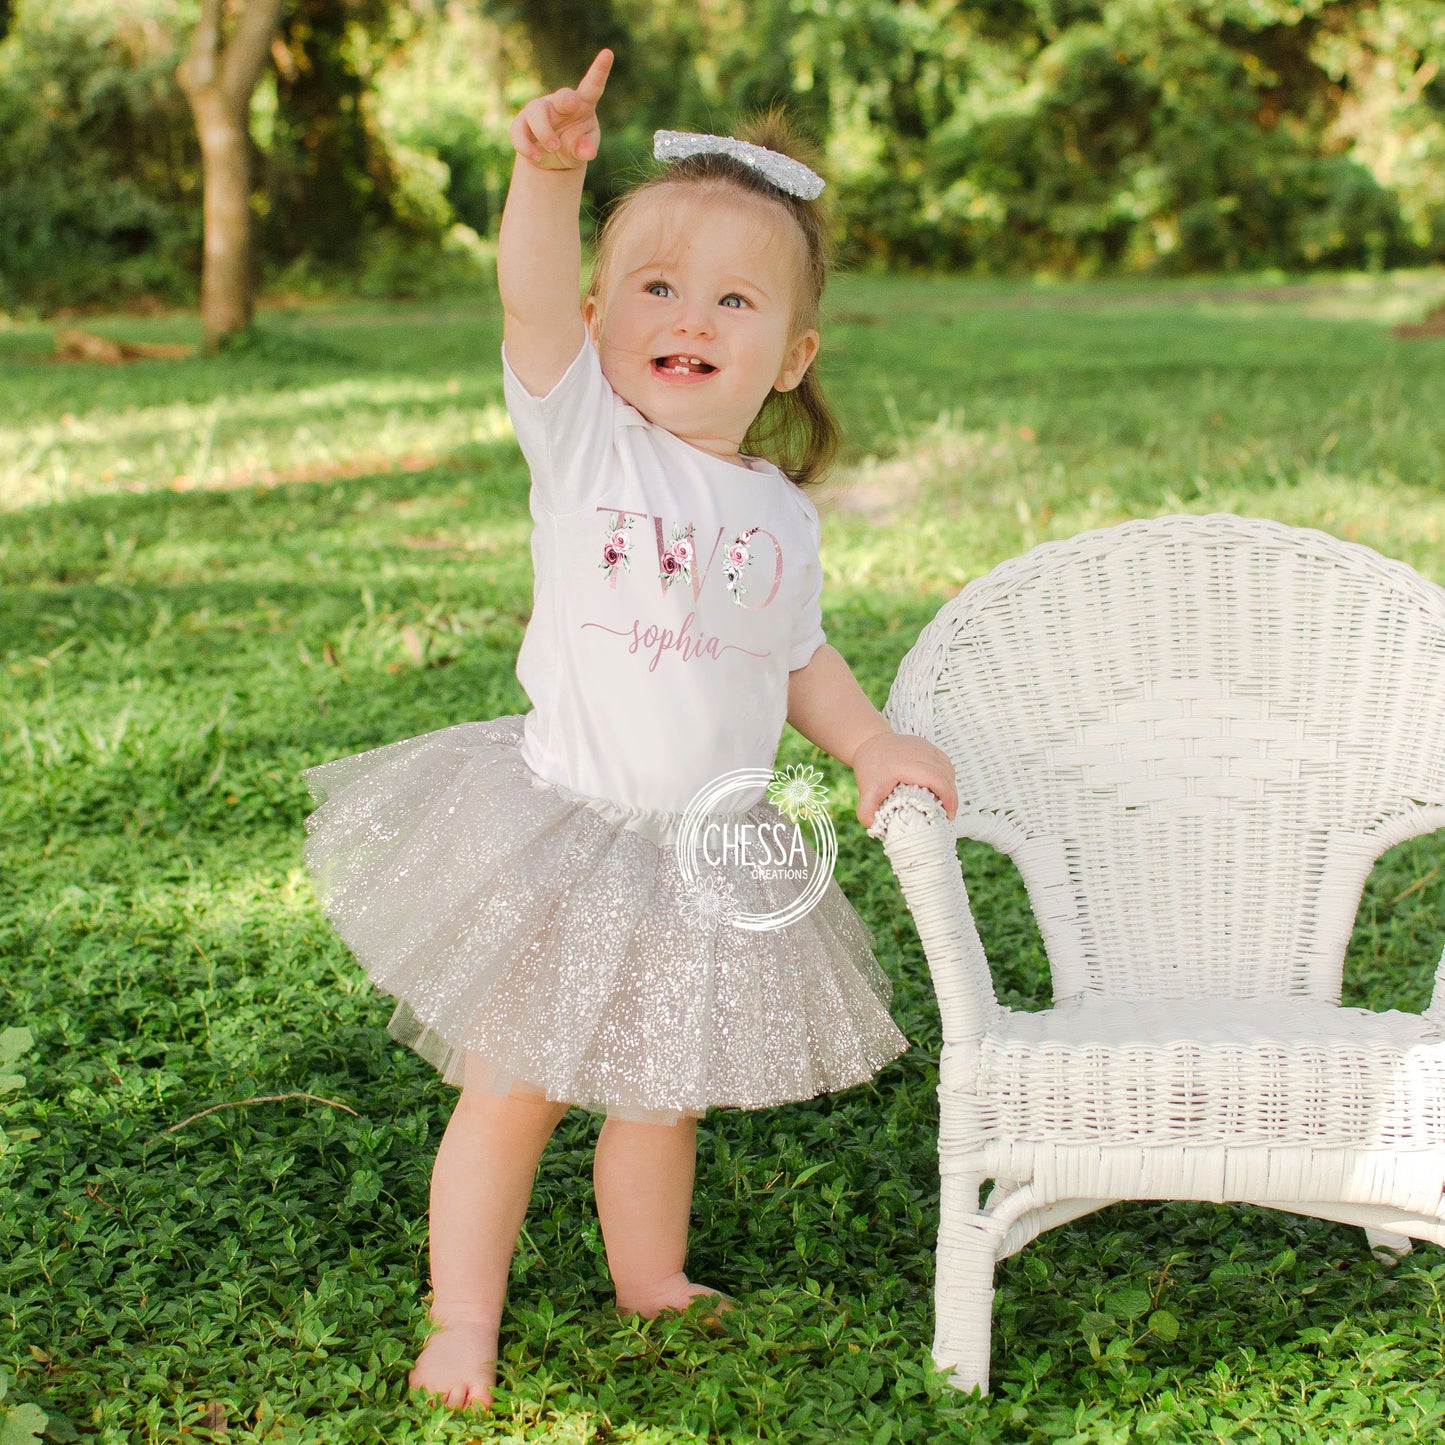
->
[300, 714, 909, 1124]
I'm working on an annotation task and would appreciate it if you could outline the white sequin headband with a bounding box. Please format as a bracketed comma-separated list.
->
[653, 130, 825, 200]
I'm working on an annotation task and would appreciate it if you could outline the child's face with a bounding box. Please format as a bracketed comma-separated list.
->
[582, 187, 820, 467]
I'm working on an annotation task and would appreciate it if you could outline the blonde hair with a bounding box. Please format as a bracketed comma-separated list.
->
[584, 105, 840, 490]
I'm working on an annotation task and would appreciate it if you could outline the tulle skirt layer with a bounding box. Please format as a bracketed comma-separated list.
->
[300, 714, 909, 1123]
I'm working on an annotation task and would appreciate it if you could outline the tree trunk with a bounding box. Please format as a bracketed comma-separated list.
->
[177, 0, 283, 354]
[189, 84, 254, 345]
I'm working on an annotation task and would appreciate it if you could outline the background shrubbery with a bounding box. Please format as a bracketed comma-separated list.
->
[2, 0, 1443, 313]
[0, 1, 203, 311]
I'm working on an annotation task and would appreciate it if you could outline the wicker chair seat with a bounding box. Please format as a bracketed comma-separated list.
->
[974, 995, 1445, 1150]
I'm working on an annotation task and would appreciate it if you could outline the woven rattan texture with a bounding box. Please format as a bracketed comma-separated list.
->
[886, 514, 1445, 1003]
[869, 514, 1445, 1394]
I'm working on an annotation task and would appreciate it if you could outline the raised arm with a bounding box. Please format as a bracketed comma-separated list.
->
[499, 47, 613, 398]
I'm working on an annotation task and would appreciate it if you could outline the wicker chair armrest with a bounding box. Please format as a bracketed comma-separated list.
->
[867, 784, 1000, 1043]
[1427, 943, 1445, 1032]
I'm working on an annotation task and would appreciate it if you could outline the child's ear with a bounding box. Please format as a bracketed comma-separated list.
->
[582, 294, 601, 345]
[774, 328, 820, 393]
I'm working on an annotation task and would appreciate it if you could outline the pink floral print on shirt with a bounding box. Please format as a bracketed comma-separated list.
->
[598, 512, 635, 580]
[658, 522, 696, 588]
[724, 526, 761, 604]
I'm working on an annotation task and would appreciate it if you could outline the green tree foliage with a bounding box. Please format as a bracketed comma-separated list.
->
[367, 0, 522, 249]
[943, 10, 1408, 272]
[779, 0, 1438, 273]
[261, 0, 401, 268]
[0, 0, 203, 310]
[1, 0, 1443, 313]
[384, 0, 1443, 276]
[1315, 0, 1445, 256]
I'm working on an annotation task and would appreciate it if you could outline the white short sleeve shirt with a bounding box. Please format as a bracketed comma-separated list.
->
[501, 331, 827, 816]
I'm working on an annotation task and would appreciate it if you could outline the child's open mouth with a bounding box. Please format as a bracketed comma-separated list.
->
[653, 355, 717, 381]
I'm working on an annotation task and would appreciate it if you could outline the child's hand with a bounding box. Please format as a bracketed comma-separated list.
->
[851, 731, 958, 829]
[509, 48, 613, 172]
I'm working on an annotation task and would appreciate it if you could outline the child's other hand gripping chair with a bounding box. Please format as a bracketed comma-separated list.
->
[866, 514, 1445, 1395]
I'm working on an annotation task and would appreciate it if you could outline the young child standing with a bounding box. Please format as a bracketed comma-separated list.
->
[300, 46, 957, 1413]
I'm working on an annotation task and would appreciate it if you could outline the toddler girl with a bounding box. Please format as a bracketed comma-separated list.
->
[300, 45, 957, 1413]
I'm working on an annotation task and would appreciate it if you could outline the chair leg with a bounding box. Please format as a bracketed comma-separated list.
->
[932, 1171, 998, 1395]
[1364, 1226, 1414, 1264]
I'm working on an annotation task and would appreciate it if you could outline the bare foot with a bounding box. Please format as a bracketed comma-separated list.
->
[408, 1301, 501, 1412]
[616, 1272, 737, 1329]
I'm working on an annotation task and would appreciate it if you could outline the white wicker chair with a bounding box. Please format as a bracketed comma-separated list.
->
[865, 513, 1445, 1395]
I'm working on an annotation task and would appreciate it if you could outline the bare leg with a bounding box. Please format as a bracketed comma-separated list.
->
[593, 1113, 735, 1321]
[408, 1079, 571, 1412]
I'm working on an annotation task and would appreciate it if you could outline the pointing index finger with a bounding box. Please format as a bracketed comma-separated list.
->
[575, 47, 613, 104]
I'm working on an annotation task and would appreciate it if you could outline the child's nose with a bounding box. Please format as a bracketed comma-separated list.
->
[673, 299, 715, 338]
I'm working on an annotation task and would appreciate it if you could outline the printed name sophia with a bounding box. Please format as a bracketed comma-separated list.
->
[580, 608, 768, 672]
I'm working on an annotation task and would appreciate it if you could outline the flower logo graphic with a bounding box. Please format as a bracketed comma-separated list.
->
[767, 763, 829, 824]
[677, 872, 739, 933]
[674, 765, 838, 933]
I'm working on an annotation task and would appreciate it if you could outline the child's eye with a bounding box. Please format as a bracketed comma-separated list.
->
[643, 281, 748, 308]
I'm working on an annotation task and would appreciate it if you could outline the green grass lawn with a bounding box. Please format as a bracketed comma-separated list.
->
[4, 270, 1445, 1444]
